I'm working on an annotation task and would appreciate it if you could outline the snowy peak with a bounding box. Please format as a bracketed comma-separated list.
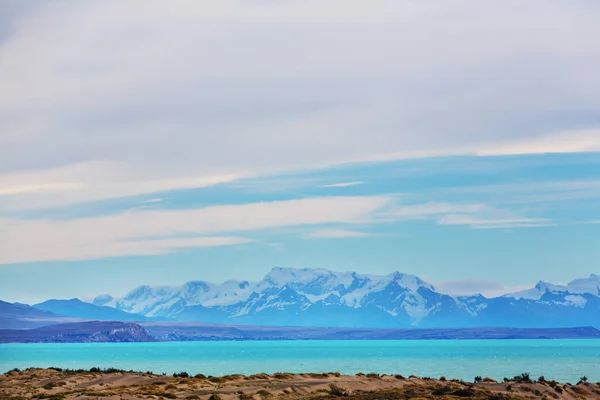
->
[567, 274, 600, 295]
[506, 275, 600, 300]
[87, 268, 600, 329]
[387, 271, 435, 292]
[92, 294, 113, 306]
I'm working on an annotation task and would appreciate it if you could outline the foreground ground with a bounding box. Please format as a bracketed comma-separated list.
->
[1, 368, 599, 400]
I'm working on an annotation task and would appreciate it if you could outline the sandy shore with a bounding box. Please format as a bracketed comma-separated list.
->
[1, 368, 599, 400]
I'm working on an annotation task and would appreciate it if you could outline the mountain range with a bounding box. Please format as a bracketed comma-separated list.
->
[3, 268, 599, 329]
[73, 267, 600, 329]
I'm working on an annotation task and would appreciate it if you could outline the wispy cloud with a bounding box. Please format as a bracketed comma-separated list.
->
[438, 215, 554, 229]
[390, 202, 486, 219]
[304, 228, 372, 239]
[0, 196, 390, 264]
[322, 181, 365, 188]
[0, 162, 240, 210]
[387, 202, 553, 229]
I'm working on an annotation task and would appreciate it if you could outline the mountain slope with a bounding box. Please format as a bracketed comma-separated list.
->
[0, 300, 83, 329]
[33, 299, 148, 321]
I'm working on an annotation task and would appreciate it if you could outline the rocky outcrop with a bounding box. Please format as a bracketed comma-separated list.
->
[0, 321, 155, 343]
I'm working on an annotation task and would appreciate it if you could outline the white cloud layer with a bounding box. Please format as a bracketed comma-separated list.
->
[1, 0, 600, 209]
[304, 228, 372, 239]
[0, 194, 552, 264]
[322, 182, 365, 188]
[0, 196, 390, 264]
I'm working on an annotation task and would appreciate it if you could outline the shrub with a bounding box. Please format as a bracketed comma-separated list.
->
[328, 383, 349, 397]
[395, 374, 406, 380]
[173, 371, 190, 378]
[506, 384, 512, 391]
[249, 373, 269, 380]
[209, 395, 222, 400]
[194, 373, 207, 379]
[513, 373, 532, 383]
[256, 390, 272, 398]
[272, 372, 293, 379]
[554, 386, 563, 394]
[366, 373, 380, 378]
[571, 386, 586, 395]
[432, 386, 453, 395]
[452, 388, 475, 397]
[439, 376, 446, 381]
[37, 395, 65, 400]
[43, 382, 57, 390]
[474, 376, 483, 383]
[538, 375, 546, 383]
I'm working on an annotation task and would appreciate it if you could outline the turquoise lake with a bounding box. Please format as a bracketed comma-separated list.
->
[1, 340, 599, 383]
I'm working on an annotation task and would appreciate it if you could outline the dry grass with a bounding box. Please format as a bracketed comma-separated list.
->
[2, 368, 598, 400]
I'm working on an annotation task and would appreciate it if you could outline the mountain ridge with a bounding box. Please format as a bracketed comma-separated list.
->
[85, 267, 600, 329]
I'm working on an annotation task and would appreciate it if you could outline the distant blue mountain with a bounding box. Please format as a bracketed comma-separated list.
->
[33, 299, 148, 321]
[0, 300, 82, 329]
[88, 268, 600, 329]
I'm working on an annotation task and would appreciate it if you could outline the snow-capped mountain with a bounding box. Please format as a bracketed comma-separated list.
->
[91, 268, 600, 328]
[506, 274, 600, 300]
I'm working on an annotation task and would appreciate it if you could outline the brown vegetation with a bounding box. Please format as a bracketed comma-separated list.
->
[1, 368, 599, 400]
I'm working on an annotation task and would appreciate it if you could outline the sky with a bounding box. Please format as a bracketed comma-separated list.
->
[0, 0, 599, 304]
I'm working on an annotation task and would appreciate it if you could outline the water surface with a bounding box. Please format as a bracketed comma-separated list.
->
[1, 339, 599, 382]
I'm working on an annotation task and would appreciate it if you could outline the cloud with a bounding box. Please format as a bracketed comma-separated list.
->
[0, 196, 390, 264]
[0, 161, 239, 210]
[435, 278, 533, 298]
[390, 202, 486, 219]
[1, 1, 599, 208]
[437, 180, 600, 204]
[304, 228, 372, 239]
[322, 181, 365, 188]
[387, 202, 554, 229]
[437, 215, 553, 229]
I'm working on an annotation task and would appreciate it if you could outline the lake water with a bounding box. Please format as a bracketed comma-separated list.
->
[1, 340, 599, 383]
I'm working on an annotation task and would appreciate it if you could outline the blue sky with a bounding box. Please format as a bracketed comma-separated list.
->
[0, 1, 599, 303]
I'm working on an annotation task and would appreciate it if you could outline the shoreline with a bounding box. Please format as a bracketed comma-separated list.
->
[2, 368, 599, 400]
